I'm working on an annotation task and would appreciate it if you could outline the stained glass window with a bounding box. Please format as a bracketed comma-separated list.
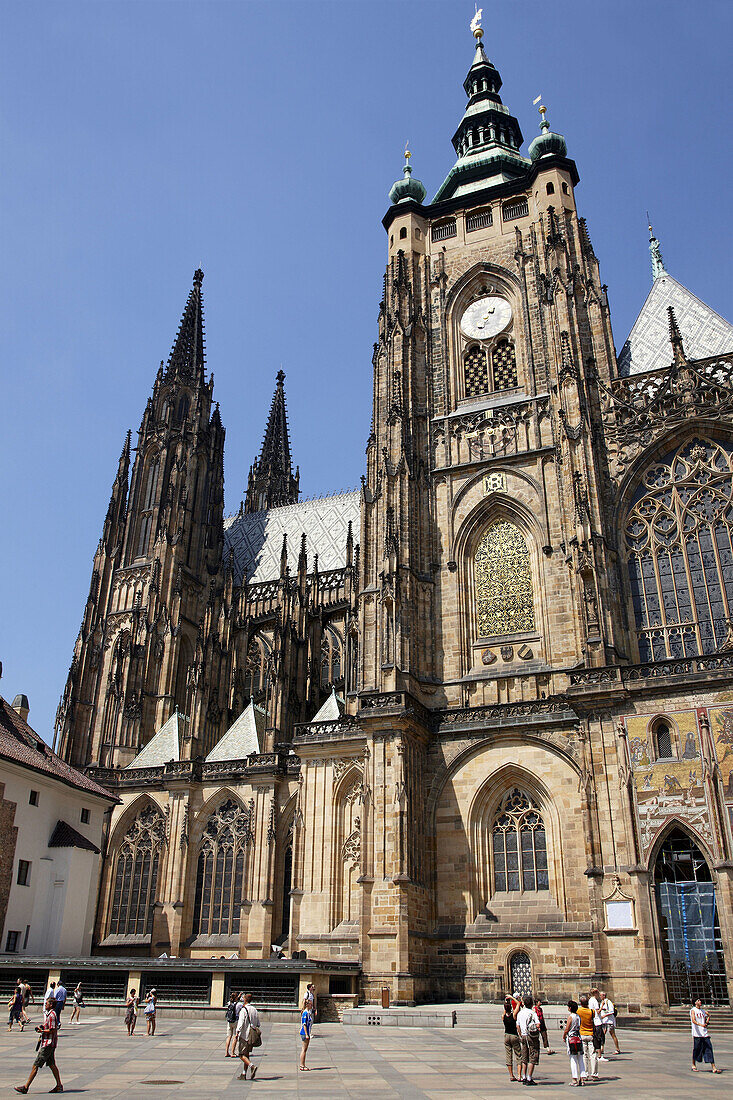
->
[492, 789, 548, 893]
[109, 805, 165, 935]
[625, 437, 733, 661]
[474, 521, 535, 636]
[464, 345, 489, 398]
[192, 800, 251, 937]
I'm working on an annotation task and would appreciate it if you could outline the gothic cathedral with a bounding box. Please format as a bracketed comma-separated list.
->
[55, 23, 733, 1009]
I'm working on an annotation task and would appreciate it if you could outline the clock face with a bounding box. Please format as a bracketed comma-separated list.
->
[460, 296, 512, 340]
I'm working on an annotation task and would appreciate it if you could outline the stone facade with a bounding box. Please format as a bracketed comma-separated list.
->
[54, 29, 733, 1009]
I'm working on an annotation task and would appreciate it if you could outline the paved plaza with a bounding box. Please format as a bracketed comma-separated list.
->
[0, 1013, 730, 1098]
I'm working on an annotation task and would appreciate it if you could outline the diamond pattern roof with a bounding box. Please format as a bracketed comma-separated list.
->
[126, 710, 188, 769]
[206, 700, 265, 761]
[224, 491, 360, 584]
[618, 274, 733, 376]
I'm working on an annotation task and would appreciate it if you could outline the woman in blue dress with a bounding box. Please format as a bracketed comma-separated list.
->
[299, 1002, 313, 1071]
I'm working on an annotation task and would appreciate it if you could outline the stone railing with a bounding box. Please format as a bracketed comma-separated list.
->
[569, 650, 733, 688]
[293, 716, 363, 744]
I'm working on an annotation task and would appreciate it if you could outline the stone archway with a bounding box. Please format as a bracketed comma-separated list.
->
[653, 826, 728, 1005]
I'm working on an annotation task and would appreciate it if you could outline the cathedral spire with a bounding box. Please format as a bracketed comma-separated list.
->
[244, 371, 300, 513]
[648, 218, 666, 281]
[433, 12, 530, 201]
[165, 268, 206, 384]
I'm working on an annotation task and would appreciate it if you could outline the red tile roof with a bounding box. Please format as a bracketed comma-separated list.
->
[0, 696, 116, 802]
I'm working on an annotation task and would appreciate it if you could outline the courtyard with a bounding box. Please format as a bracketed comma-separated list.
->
[0, 1013, 729, 1098]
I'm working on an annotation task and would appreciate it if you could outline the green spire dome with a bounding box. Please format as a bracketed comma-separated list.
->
[433, 22, 530, 202]
[528, 102, 567, 162]
[388, 147, 427, 206]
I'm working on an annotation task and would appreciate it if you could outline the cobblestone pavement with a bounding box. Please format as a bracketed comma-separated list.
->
[0, 1013, 730, 1098]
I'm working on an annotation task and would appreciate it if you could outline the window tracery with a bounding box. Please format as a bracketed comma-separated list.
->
[464, 345, 489, 398]
[243, 637, 270, 700]
[108, 804, 165, 936]
[474, 520, 535, 636]
[192, 800, 251, 937]
[492, 788, 548, 893]
[320, 629, 343, 689]
[491, 339, 517, 390]
[625, 437, 733, 661]
[136, 456, 160, 559]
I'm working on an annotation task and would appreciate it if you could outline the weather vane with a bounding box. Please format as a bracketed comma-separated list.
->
[404, 140, 411, 163]
[470, 6, 483, 40]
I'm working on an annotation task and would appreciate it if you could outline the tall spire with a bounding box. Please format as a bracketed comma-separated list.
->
[433, 12, 530, 201]
[647, 218, 666, 281]
[244, 371, 300, 513]
[165, 268, 206, 383]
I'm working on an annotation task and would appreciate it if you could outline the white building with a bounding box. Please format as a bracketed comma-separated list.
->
[0, 692, 116, 956]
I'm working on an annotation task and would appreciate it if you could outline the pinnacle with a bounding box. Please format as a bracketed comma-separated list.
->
[244, 372, 299, 513]
[165, 269, 206, 384]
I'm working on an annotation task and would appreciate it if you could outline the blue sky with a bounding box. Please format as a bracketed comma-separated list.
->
[1, 0, 732, 741]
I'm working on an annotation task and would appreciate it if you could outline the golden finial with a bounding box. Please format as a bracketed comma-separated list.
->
[404, 141, 411, 163]
[470, 6, 483, 40]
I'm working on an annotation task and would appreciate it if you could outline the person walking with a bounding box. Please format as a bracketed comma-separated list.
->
[588, 988, 606, 1061]
[53, 983, 67, 1027]
[43, 981, 56, 1006]
[236, 993, 261, 1081]
[562, 999, 586, 1086]
[502, 996, 522, 1082]
[516, 993, 542, 1085]
[124, 988, 139, 1036]
[690, 1000, 722, 1074]
[14, 994, 63, 1094]
[534, 997, 555, 1055]
[599, 991, 621, 1055]
[68, 984, 84, 1025]
[224, 991, 239, 1057]
[577, 995, 598, 1080]
[144, 989, 157, 1035]
[21, 981, 34, 1026]
[8, 981, 25, 1031]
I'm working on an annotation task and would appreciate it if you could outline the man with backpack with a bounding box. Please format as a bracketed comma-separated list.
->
[516, 993, 542, 1086]
[224, 992, 239, 1058]
[235, 993, 261, 1081]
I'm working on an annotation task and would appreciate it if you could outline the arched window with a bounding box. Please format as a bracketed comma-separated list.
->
[474, 521, 535, 637]
[653, 719, 674, 760]
[492, 788, 548, 893]
[320, 629, 343, 689]
[136, 456, 160, 559]
[174, 638, 192, 716]
[491, 339, 518, 390]
[243, 637, 269, 701]
[464, 345, 489, 398]
[192, 800, 251, 938]
[625, 438, 733, 661]
[176, 395, 190, 424]
[108, 805, 165, 936]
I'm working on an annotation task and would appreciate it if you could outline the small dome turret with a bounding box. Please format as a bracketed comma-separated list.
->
[388, 146, 426, 206]
[528, 102, 567, 163]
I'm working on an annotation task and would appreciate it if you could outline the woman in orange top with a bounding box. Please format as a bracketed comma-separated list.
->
[577, 995, 598, 1078]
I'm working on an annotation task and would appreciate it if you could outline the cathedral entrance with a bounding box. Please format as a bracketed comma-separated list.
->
[510, 952, 533, 999]
[653, 828, 728, 1005]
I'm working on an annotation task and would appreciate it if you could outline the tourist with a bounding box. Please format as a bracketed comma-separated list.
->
[599, 990, 621, 1054]
[53, 982, 67, 1026]
[124, 988, 139, 1036]
[502, 995, 522, 1082]
[562, 999, 586, 1086]
[516, 993, 542, 1085]
[236, 993, 261, 1080]
[690, 999, 722, 1074]
[534, 996, 555, 1055]
[144, 989, 157, 1035]
[68, 984, 84, 1025]
[577, 995, 598, 1079]
[8, 981, 25, 1032]
[13, 994, 63, 1094]
[44, 981, 56, 1005]
[21, 981, 34, 1025]
[588, 987, 606, 1060]
[225, 991, 239, 1057]
[299, 996, 313, 1072]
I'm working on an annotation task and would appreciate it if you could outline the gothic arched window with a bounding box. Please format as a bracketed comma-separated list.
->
[653, 719, 674, 761]
[625, 437, 733, 661]
[491, 339, 518, 390]
[492, 788, 548, 893]
[320, 629, 343, 690]
[108, 804, 165, 936]
[243, 637, 269, 701]
[464, 345, 489, 398]
[136, 456, 160, 559]
[474, 520, 535, 637]
[192, 800, 251, 937]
